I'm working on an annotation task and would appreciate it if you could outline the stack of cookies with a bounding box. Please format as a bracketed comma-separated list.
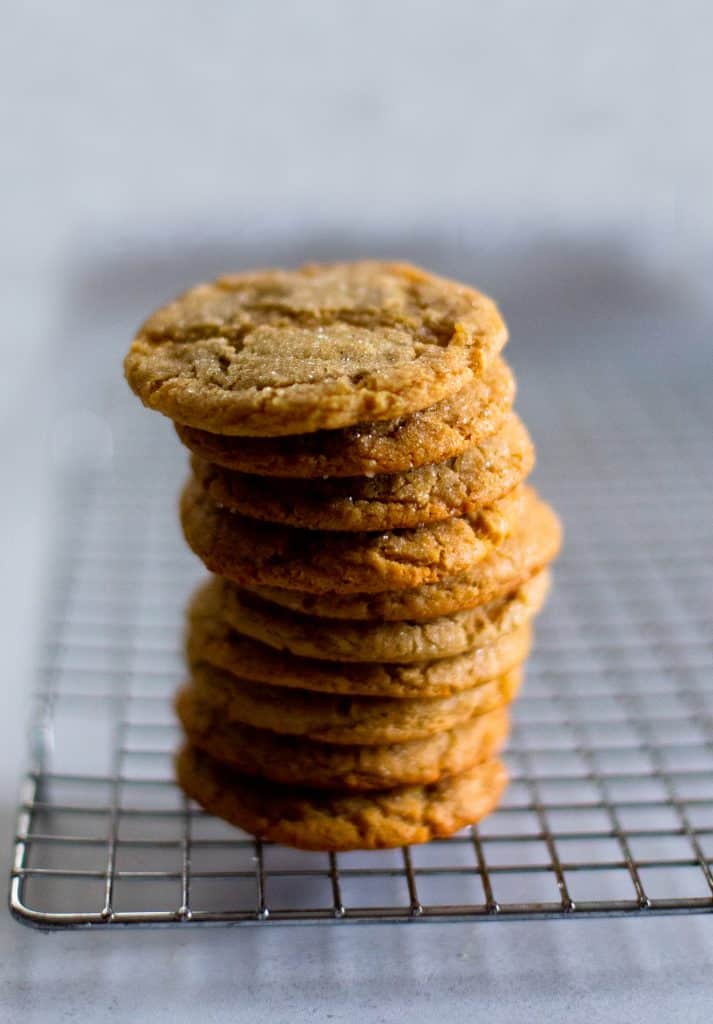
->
[124, 261, 560, 851]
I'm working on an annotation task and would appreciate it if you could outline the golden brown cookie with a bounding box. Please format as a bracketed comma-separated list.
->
[180, 477, 523, 594]
[187, 580, 534, 696]
[176, 687, 509, 791]
[125, 262, 507, 436]
[247, 492, 561, 620]
[190, 414, 533, 532]
[187, 661, 521, 745]
[204, 569, 548, 665]
[174, 357, 515, 478]
[176, 744, 509, 850]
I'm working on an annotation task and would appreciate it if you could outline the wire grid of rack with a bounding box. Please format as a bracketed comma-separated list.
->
[9, 357, 713, 929]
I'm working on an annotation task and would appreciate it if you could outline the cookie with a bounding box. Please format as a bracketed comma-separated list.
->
[176, 687, 509, 790]
[204, 569, 548, 665]
[187, 661, 521, 745]
[176, 744, 509, 850]
[125, 262, 507, 436]
[190, 414, 533, 532]
[247, 492, 561, 620]
[174, 357, 515, 478]
[187, 581, 534, 696]
[180, 477, 523, 594]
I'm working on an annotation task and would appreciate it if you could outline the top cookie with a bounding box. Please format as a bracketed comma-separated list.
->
[124, 262, 508, 436]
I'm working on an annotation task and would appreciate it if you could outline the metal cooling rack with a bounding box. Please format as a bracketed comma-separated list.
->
[9, 359, 713, 928]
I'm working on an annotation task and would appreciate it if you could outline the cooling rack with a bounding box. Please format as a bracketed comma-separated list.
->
[9, 358, 713, 928]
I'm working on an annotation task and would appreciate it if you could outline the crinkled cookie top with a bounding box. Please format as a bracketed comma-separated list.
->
[124, 261, 507, 436]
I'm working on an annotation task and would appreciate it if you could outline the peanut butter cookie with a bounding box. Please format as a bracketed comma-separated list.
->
[186, 661, 521, 745]
[125, 262, 507, 436]
[247, 492, 561, 620]
[190, 414, 533, 531]
[176, 688, 509, 791]
[201, 570, 547, 664]
[175, 357, 515, 477]
[176, 744, 508, 850]
[180, 477, 523, 593]
[187, 580, 534, 696]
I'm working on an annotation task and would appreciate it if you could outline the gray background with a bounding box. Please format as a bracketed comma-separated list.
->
[1, 2, 712, 1021]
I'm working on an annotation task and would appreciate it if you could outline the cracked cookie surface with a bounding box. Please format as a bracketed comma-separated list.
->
[125, 261, 507, 436]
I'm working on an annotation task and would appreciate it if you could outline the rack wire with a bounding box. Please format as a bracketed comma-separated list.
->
[9, 357, 713, 928]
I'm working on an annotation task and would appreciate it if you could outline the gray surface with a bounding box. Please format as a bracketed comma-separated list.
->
[2, 918, 713, 1023]
[2, 1, 712, 1021]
